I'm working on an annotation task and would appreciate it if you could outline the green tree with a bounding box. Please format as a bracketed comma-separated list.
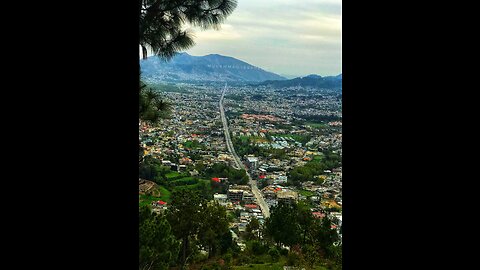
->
[139, 81, 171, 124]
[301, 244, 319, 269]
[245, 217, 260, 240]
[140, 0, 238, 60]
[167, 190, 204, 268]
[297, 201, 314, 244]
[265, 202, 301, 248]
[307, 217, 339, 258]
[268, 246, 280, 262]
[139, 206, 179, 270]
[198, 202, 230, 258]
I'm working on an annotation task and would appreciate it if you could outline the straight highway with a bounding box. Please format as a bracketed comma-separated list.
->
[219, 84, 270, 218]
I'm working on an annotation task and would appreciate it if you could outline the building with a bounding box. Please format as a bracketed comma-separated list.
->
[274, 175, 288, 184]
[214, 193, 228, 205]
[246, 156, 259, 170]
[227, 189, 244, 201]
[243, 191, 255, 203]
[277, 191, 298, 204]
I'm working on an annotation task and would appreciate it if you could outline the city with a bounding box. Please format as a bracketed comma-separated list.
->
[139, 81, 343, 256]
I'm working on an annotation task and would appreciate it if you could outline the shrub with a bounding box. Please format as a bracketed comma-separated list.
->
[268, 247, 280, 262]
[287, 251, 301, 266]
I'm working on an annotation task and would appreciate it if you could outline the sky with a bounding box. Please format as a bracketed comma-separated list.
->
[185, 0, 342, 78]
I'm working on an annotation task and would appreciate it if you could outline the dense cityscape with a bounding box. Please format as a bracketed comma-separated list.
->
[139, 80, 342, 269]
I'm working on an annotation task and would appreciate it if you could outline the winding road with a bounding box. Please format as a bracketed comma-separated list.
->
[219, 84, 270, 218]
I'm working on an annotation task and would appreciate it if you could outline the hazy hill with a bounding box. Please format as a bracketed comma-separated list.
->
[140, 52, 286, 83]
[258, 74, 342, 89]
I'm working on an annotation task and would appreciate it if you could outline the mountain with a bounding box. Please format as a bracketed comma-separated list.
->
[140, 52, 286, 83]
[257, 74, 342, 89]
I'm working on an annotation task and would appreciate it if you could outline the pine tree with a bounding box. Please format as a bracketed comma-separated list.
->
[140, 0, 238, 60]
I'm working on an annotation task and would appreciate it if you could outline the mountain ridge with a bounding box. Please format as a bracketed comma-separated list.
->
[256, 73, 342, 89]
[140, 52, 286, 83]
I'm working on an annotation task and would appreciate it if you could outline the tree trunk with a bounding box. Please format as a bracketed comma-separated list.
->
[303, 228, 307, 244]
[181, 236, 188, 269]
[142, 45, 148, 60]
[211, 243, 216, 258]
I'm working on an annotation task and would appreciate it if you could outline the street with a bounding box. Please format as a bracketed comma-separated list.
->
[219, 84, 270, 218]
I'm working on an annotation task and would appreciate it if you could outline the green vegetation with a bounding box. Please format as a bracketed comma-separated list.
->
[225, 94, 245, 101]
[164, 190, 236, 268]
[263, 202, 341, 270]
[140, 0, 237, 60]
[232, 136, 287, 159]
[233, 262, 285, 270]
[139, 194, 161, 207]
[150, 83, 190, 94]
[140, 190, 341, 270]
[139, 206, 179, 270]
[299, 190, 315, 197]
[274, 123, 294, 131]
[306, 121, 328, 129]
[139, 81, 171, 124]
[183, 140, 204, 149]
[288, 150, 341, 186]
[165, 171, 181, 179]
[204, 162, 249, 185]
[158, 186, 171, 202]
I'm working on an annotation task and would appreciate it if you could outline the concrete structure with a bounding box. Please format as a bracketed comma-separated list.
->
[227, 189, 244, 201]
[214, 193, 228, 205]
[246, 156, 259, 170]
[277, 191, 299, 204]
[243, 191, 255, 203]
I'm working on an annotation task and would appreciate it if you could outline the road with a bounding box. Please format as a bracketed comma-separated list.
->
[219, 84, 270, 218]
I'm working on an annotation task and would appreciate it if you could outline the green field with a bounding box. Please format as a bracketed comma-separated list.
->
[165, 171, 182, 179]
[173, 179, 210, 190]
[158, 186, 171, 202]
[313, 154, 324, 161]
[306, 121, 328, 129]
[299, 190, 315, 197]
[183, 140, 202, 149]
[171, 177, 196, 186]
[239, 136, 250, 142]
[171, 176, 194, 182]
[139, 194, 161, 207]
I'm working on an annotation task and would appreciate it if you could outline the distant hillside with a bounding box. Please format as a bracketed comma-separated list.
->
[140, 52, 286, 83]
[258, 74, 342, 89]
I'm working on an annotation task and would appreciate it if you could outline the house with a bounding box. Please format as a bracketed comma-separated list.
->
[214, 193, 228, 205]
[227, 189, 244, 201]
[246, 156, 259, 170]
[277, 191, 298, 204]
[243, 191, 255, 203]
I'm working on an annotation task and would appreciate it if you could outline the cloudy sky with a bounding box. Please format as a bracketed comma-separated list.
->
[186, 0, 341, 78]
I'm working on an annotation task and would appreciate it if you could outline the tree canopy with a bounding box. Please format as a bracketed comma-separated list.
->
[140, 0, 238, 60]
[139, 206, 179, 270]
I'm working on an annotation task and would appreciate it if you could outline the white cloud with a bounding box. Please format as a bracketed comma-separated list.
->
[186, 0, 342, 76]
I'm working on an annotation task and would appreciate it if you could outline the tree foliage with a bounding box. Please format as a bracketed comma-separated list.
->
[139, 155, 171, 184]
[198, 202, 230, 258]
[263, 201, 341, 268]
[204, 162, 248, 185]
[245, 217, 260, 240]
[139, 206, 179, 270]
[167, 190, 205, 267]
[139, 80, 171, 124]
[140, 0, 238, 60]
[288, 149, 341, 186]
[265, 202, 302, 247]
